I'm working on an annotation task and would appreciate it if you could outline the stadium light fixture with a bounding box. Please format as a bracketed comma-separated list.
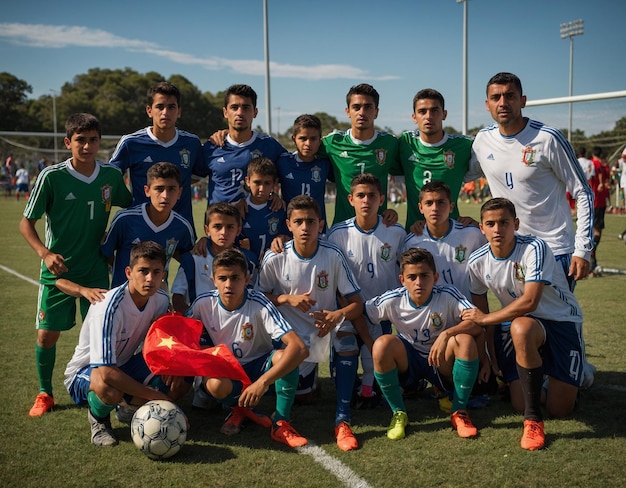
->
[560, 19, 584, 140]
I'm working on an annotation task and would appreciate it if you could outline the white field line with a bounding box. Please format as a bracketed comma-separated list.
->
[296, 442, 373, 488]
[0, 264, 39, 286]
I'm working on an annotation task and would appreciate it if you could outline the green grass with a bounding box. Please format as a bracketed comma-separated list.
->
[1, 197, 626, 487]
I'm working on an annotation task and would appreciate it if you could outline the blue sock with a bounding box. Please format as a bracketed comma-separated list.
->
[221, 380, 243, 407]
[333, 354, 358, 426]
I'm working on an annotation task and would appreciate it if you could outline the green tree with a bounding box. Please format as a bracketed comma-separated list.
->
[0, 72, 34, 131]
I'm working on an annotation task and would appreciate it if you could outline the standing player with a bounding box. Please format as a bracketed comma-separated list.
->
[368, 248, 482, 440]
[188, 248, 309, 448]
[203, 84, 286, 207]
[20, 113, 132, 416]
[402, 181, 486, 300]
[276, 114, 333, 230]
[258, 195, 366, 451]
[327, 173, 406, 405]
[398, 89, 475, 229]
[589, 147, 610, 274]
[469, 72, 594, 288]
[101, 162, 195, 288]
[240, 157, 289, 262]
[463, 198, 585, 450]
[319, 84, 401, 225]
[110, 81, 206, 234]
[64, 241, 188, 447]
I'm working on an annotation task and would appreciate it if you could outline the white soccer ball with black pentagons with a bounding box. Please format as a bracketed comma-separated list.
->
[131, 400, 188, 460]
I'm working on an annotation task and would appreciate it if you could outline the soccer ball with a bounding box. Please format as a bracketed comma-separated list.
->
[131, 400, 188, 460]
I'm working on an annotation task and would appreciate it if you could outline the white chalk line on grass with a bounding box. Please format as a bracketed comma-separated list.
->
[0, 264, 39, 286]
[296, 442, 373, 488]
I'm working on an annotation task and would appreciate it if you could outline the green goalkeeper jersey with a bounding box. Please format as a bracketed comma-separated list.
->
[321, 129, 400, 225]
[398, 131, 473, 228]
[24, 159, 132, 286]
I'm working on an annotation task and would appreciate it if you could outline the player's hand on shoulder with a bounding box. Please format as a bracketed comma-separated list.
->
[457, 215, 479, 227]
[192, 236, 209, 257]
[233, 198, 249, 218]
[269, 192, 285, 212]
[409, 220, 426, 236]
[270, 235, 288, 254]
[381, 208, 398, 226]
[209, 129, 228, 146]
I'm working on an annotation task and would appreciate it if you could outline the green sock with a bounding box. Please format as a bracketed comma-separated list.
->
[274, 367, 299, 422]
[87, 390, 115, 419]
[374, 368, 406, 413]
[36, 344, 56, 395]
[451, 358, 479, 413]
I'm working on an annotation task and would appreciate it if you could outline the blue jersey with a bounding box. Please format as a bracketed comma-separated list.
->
[276, 151, 333, 228]
[240, 196, 289, 262]
[101, 203, 195, 287]
[109, 127, 206, 232]
[203, 132, 285, 204]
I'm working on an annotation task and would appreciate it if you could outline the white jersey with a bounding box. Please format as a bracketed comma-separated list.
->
[365, 285, 473, 358]
[467, 234, 582, 324]
[469, 119, 594, 260]
[327, 215, 405, 301]
[258, 239, 361, 362]
[402, 219, 486, 299]
[577, 157, 595, 181]
[171, 253, 215, 301]
[189, 289, 292, 365]
[63, 284, 170, 391]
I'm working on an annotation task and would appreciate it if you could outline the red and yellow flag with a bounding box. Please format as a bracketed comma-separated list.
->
[143, 312, 251, 389]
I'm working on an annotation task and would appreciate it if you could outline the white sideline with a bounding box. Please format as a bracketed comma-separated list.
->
[0, 264, 39, 286]
[297, 442, 373, 488]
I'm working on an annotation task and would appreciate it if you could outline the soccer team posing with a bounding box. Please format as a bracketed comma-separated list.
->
[20, 72, 594, 453]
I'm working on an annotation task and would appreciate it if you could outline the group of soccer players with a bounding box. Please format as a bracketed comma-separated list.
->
[20, 71, 594, 452]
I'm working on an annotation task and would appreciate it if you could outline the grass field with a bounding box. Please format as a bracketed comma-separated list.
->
[1, 197, 626, 487]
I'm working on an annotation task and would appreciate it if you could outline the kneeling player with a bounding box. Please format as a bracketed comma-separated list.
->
[368, 248, 483, 440]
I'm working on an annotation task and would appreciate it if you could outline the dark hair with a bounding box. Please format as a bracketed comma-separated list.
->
[205, 202, 242, 226]
[292, 114, 322, 137]
[578, 147, 587, 157]
[413, 88, 445, 111]
[212, 248, 249, 276]
[346, 83, 380, 108]
[486, 72, 523, 97]
[420, 181, 452, 201]
[146, 162, 182, 186]
[287, 194, 320, 219]
[480, 197, 517, 221]
[129, 241, 166, 268]
[592, 146, 603, 158]
[224, 84, 257, 108]
[350, 173, 382, 194]
[65, 113, 101, 139]
[247, 157, 278, 179]
[147, 81, 181, 106]
[400, 248, 436, 274]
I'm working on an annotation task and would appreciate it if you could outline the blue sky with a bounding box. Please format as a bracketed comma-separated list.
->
[2, 0, 625, 137]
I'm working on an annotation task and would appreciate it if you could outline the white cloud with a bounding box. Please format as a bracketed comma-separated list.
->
[0, 22, 398, 81]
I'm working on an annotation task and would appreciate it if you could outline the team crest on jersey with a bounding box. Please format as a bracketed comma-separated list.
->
[179, 149, 191, 168]
[241, 322, 254, 341]
[454, 244, 467, 263]
[165, 238, 178, 260]
[317, 270, 329, 289]
[444, 151, 455, 169]
[251, 149, 263, 159]
[311, 165, 322, 183]
[514, 262, 525, 282]
[376, 148, 387, 166]
[101, 184, 112, 212]
[268, 217, 279, 235]
[430, 313, 443, 330]
[38, 310, 45, 322]
[521, 146, 537, 166]
[380, 243, 392, 262]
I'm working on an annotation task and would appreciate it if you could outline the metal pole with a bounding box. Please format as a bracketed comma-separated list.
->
[51, 90, 58, 162]
[263, 0, 272, 135]
[568, 36, 574, 140]
[462, 0, 468, 135]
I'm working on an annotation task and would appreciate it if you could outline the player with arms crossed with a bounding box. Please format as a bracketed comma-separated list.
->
[463, 198, 585, 450]
[20, 113, 132, 417]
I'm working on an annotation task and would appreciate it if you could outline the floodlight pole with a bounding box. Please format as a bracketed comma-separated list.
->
[560, 19, 584, 140]
[456, 0, 468, 135]
[50, 89, 59, 162]
[263, 0, 272, 135]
